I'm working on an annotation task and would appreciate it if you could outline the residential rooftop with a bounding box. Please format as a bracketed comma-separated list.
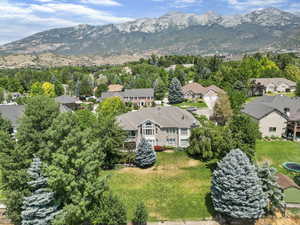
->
[242, 95, 300, 121]
[117, 106, 199, 130]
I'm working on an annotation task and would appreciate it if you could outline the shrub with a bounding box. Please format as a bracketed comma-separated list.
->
[132, 202, 148, 225]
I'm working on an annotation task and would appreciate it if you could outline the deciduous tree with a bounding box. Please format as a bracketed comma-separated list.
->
[213, 93, 233, 125]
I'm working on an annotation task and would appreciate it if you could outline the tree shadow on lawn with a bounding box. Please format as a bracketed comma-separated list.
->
[205, 192, 216, 218]
[205, 161, 218, 173]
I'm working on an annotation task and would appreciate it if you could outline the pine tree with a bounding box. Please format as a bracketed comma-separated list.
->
[132, 202, 148, 225]
[21, 157, 59, 225]
[0, 96, 59, 225]
[168, 78, 184, 104]
[135, 138, 156, 168]
[211, 149, 267, 221]
[257, 163, 286, 215]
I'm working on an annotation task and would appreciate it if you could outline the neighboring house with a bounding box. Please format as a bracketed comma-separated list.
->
[55, 95, 80, 111]
[117, 106, 199, 149]
[0, 105, 25, 132]
[250, 78, 296, 96]
[242, 95, 300, 140]
[101, 88, 154, 107]
[165, 64, 194, 72]
[276, 173, 300, 207]
[182, 82, 225, 109]
[107, 84, 124, 92]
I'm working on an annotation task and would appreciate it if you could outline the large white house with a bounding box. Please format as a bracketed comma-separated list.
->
[117, 106, 199, 149]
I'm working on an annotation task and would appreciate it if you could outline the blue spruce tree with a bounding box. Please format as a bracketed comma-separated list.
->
[168, 78, 184, 104]
[212, 149, 267, 221]
[21, 157, 59, 225]
[135, 138, 156, 168]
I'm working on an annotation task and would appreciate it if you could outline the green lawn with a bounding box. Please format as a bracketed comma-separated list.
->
[174, 101, 207, 109]
[106, 140, 300, 221]
[105, 152, 214, 221]
[256, 140, 300, 175]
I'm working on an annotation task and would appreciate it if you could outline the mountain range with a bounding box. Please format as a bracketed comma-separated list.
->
[1, 7, 300, 57]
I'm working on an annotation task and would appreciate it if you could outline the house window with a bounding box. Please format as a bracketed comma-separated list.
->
[180, 139, 189, 147]
[269, 127, 277, 133]
[167, 138, 176, 146]
[128, 131, 136, 137]
[167, 128, 177, 134]
[142, 122, 155, 136]
[181, 128, 188, 136]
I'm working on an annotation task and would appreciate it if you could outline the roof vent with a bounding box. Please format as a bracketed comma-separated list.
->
[182, 115, 185, 120]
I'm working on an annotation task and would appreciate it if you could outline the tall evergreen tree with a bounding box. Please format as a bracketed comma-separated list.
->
[21, 157, 59, 225]
[212, 149, 267, 222]
[0, 96, 59, 225]
[168, 78, 184, 104]
[135, 138, 156, 168]
[257, 163, 286, 215]
[43, 113, 109, 225]
[0, 113, 13, 134]
[94, 113, 126, 169]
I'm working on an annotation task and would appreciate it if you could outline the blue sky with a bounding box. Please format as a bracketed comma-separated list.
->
[0, 0, 300, 44]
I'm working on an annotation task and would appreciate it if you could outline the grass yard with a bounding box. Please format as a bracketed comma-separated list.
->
[106, 140, 300, 221]
[256, 140, 300, 175]
[174, 101, 207, 109]
[105, 151, 214, 221]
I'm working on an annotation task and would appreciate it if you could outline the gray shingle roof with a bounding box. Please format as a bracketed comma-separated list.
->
[250, 78, 296, 87]
[55, 96, 79, 104]
[242, 95, 300, 120]
[101, 88, 154, 100]
[117, 106, 199, 130]
[0, 105, 25, 128]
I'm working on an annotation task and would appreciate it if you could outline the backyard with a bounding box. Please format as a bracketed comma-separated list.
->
[0, 140, 299, 221]
[106, 140, 300, 221]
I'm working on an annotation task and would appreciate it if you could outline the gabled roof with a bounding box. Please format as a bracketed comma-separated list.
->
[182, 82, 207, 95]
[123, 88, 154, 98]
[206, 85, 225, 94]
[101, 88, 154, 99]
[242, 95, 300, 121]
[182, 83, 225, 96]
[251, 78, 296, 87]
[55, 95, 79, 104]
[117, 106, 199, 130]
[0, 105, 25, 128]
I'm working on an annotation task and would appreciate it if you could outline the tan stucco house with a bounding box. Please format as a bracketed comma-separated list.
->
[242, 95, 300, 140]
[250, 78, 296, 96]
[117, 106, 199, 150]
[182, 82, 225, 109]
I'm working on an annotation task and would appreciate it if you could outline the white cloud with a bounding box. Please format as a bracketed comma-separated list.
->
[227, 0, 287, 11]
[0, 1, 133, 45]
[80, 0, 122, 6]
